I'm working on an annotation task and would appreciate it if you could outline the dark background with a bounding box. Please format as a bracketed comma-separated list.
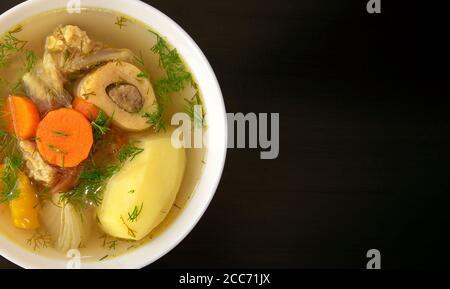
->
[1, 0, 449, 269]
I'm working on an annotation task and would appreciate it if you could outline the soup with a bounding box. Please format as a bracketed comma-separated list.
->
[0, 8, 206, 263]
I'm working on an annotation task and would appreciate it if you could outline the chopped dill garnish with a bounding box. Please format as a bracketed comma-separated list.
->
[0, 25, 28, 68]
[107, 239, 118, 250]
[99, 233, 119, 250]
[26, 230, 52, 251]
[128, 203, 143, 222]
[48, 143, 67, 156]
[0, 48, 37, 95]
[81, 91, 96, 99]
[115, 16, 128, 29]
[142, 105, 165, 132]
[127, 244, 138, 251]
[0, 127, 23, 203]
[140, 30, 202, 132]
[99, 254, 109, 261]
[136, 71, 150, 80]
[120, 215, 137, 238]
[52, 131, 70, 137]
[24, 50, 37, 73]
[117, 143, 144, 162]
[128, 189, 135, 194]
[60, 142, 144, 208]
[184, 93, 205, 127]
[91, 111, 113, 140]
[37, 187, 51, 203]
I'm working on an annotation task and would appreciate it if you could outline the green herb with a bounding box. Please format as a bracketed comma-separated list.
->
[52, 131, 70, 137]
[81, 91, 96, 99]
[99, 233, 119, 250]
[128, 189, 135, 194]
[120, 215, 137, 238]
[134, 52, 151, 82]
[127, 244, 138, 250]
[142, 105, 165, 132]
[117, 143, 144, 162]
[26, 230, 52, 251]
[37, 187, 51, 203]
[136, 71, 150, 80]
[0, 153, 23, 203]
[0, 48, 37, 95]
[60, 142, 144, 208]
[115, 16, 128, 29]
[99, 254, 109, 261]
[107, 239, 118, 250]
[24, 50, 37, 72]
[0, 26, 28, 68]
[0, 129, 23, 203]
[140, 31, 201, 132]
[128, 203, 143, 222]
[91, 111, 113, 140]
[48, 144, 67, 155]
[184, 93, 205, 127]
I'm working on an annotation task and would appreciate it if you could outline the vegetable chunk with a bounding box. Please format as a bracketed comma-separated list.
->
[36, 108, 93, 168]
[0, 168, 40, 230]
[97, 133, 186, 240]
[6, 96, 40, 140]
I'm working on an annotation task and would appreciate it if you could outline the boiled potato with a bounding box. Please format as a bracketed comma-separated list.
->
[96, 132, 186, 240]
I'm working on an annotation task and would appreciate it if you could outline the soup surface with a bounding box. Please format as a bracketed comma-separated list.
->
[0, 8, 206, 262]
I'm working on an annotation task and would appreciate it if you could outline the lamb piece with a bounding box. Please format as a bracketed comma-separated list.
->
[22, 63, 72, 114]
[50, 166, 81, 194]
[22, 25, 134, 114]
[45, 25, 134, 77]
[18, 140, 57, 186]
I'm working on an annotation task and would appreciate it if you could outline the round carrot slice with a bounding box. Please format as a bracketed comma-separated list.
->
[36, 108, 93, 168]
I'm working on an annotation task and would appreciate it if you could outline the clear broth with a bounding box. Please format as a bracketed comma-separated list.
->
[0, 8, 206, 262]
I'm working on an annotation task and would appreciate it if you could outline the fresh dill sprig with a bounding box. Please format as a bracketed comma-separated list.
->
[120, 215, 137, 238]
[60, 142, 144, 208]
[0, 153, 23, 203]
[91, 111, 113, 140]
[99, 254, 109, 261]
[26, 230, 52, 251]
[139, 31, 197, 132]
[128, 203, 143, 222]
[99, 233, 119, 250]
[52, 131, 70, 137]
[24, 50, 37, 73]
[115, 16, 128, 29]
[0, 26, 28, 68]
[184, 93, 205, 127]
[117, 143, 144, 162]
[134, 52, 151, 80]
[0, 127, 23, 204]
[0, 49, 37, 95]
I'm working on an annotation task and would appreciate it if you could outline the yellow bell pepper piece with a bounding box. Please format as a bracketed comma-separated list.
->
[2, 169, 40, 230]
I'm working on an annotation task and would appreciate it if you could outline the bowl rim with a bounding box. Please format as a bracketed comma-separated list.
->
[0, 0, 227, 269]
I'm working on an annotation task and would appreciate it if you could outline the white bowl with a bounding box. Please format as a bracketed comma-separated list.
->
[0, 0, 227, 269]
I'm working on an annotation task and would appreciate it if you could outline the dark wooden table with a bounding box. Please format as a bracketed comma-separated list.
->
[1, 0, 449, 269]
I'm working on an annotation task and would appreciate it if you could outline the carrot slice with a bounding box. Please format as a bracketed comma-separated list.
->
[36, 108, 93, 168]
[73, 97, 99, 121]
[7, 96, 40, 139]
